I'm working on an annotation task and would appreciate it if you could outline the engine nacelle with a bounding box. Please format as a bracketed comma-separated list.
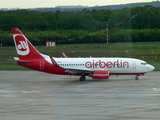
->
[92, 70, 109, 79]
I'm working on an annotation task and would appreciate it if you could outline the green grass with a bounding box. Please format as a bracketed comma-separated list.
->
[0, 42, 160, 70]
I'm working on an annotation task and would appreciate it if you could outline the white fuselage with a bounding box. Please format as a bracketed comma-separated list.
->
[51, 57, 154, 74]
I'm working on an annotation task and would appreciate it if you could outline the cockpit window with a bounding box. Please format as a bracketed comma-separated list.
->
[141, 63, 147, 65]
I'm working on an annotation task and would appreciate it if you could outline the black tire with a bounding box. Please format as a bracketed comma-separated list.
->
[79, 76, 86, 81]
[135, 76, 139, 80]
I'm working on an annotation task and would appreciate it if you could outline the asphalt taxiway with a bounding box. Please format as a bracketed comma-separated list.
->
[0, 71, 160, 120]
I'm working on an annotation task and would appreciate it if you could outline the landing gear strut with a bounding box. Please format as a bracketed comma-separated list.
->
[135, 76, 139, 80]
[79, 76, 86, 81]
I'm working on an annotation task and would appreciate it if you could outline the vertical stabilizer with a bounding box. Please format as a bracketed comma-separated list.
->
[11, 28, 43, 60]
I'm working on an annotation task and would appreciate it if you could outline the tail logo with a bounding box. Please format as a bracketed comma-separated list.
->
[18, 41, 28, 50]
[14, 34, 29, 55]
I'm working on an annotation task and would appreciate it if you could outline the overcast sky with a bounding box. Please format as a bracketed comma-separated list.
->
[0, 0, 154, 9]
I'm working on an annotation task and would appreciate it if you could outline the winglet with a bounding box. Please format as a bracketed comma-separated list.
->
[62, 52, 68, 58]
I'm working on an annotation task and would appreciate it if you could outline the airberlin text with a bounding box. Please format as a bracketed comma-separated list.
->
[85, 60, 129, 68]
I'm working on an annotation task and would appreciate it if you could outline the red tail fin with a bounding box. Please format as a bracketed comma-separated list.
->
[11, 28, 43, 60]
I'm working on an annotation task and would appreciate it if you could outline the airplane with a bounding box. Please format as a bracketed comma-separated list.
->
[11, 28, 155, 81]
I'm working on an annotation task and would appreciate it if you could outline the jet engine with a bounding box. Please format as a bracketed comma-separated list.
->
[91, 70, 109, 79]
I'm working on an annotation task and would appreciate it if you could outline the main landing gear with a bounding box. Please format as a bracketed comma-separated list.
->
[79, 76, 86, 81]
[135, 76, 139, 80]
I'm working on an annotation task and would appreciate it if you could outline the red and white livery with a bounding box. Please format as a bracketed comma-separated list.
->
[11, 28, 155, 81]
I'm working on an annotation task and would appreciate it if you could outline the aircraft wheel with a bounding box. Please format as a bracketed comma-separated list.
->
[135, 76, 139, 80]
[79, 76, 86, 81]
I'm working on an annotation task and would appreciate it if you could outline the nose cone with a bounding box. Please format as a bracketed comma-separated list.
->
[147, 65, 155, 72]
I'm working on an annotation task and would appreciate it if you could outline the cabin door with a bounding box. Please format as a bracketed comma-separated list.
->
[132, 61, 136, 69]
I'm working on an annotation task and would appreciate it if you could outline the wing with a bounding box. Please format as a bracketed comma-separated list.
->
[64, 67, 93, 74]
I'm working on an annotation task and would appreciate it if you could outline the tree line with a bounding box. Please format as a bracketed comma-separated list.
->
[20, 1, 160, 12]
[0, 5, 160, 45]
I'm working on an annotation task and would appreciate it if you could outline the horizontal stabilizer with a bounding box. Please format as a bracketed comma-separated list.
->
[13, 57, 31, 63]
